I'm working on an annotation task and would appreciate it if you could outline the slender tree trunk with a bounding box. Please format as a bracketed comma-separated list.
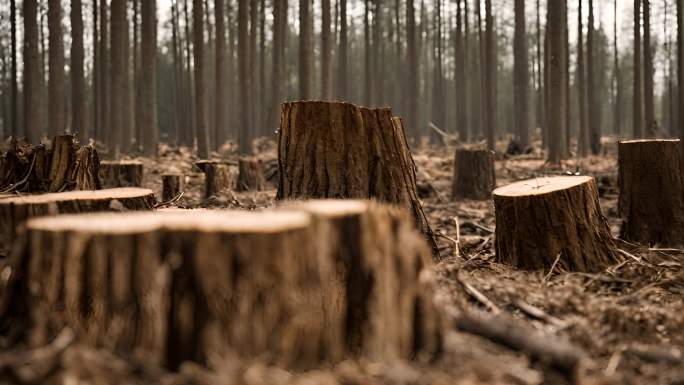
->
[406, 0, 418, 138]
[321, 0, 332, 99]
[634, 0, 643, 138]
[643, 0, 655, 137]
[141, 0, 158, 156]
[110, 0, 126, 157]
[364, 0, 372, 104]
[100, 0, 110, 147]
[547, 0, 565, 163]
[71, 0, 86, 142]
[431, 0, 444, 138]
[249, 0, 258, 134]
[23, 0, 40, 143]
[133, 0, 141, 148]
[270, 0, 286, 129]
[10, 0, 17, 138]
[536, 0, 545, 146]
[258, 0, 265, 136]
[484, 0, 495, 150]
[577, 0, 588, 156]
[193, 0, 210, 158]
[299, 0, 311, 99]
[92, 0, 99, 142]
[455, 0, 467, 141]
[587, 0, 600, 154]
[513, 0, 529, 148]
[613, 0, 621, 136]
[215, 0, 226, 148]
[679, 0, 684, 155]
[122, 2, 132, 153]
[238, 0, 252, 154]
[563, 0, 570, 156]
[373, 0, 384, 104]
[172, 0, 183, 146]
[337, 0, 348, 99]
[48, 0, 65, 136]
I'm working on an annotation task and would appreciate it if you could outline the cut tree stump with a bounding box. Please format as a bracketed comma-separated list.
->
[618, 139, 684, 247]
[99, 160, 144, 188]
[451, 148, 496, 200]
[48, 135, 76, 192]
[162, 174, 184, 201]
[195, 160, 235, 198]
[281, 200, 442, 361]
[70, 146, 101, 190]
[493, 176, 620, 272]
[0, 188, 155, 256]
[277, 101, 438, 256]
[236, 157, 265, 191]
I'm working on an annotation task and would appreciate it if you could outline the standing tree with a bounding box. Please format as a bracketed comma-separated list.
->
[643, 0, 655, 137]
[194, 0, 210, 158]
[300, 0, 311, 99]
[455, 0, 467, 142]
[215, 0, 226, 148]
[679, 0, 684, 155]
[484, 0, 495, 150]
[48, 0, 65, 137]
[513, 0, 529, 148]
[71, 0, 86, 142]
[10, 0, 17, 138]
[24, 0, 40, 143]
[321, 0, 332, 99]
[634, 0, 643, 138]
[110, 0, 126, 157]
[406, 0, 418, 137]
[577, 0, 588, 156]
[587, 0, 600, 154]
[431, 0, 445, 136]
[238, 0, 251, 154]
[613, 0, 621, 136]
[337, 0, 348, 99]
[141, 0, 158, 156]
[546, 0, 565, 163]
[100, 0, 110, 146]
[270, 0, 286, 128]
[536, 0, 544, 140]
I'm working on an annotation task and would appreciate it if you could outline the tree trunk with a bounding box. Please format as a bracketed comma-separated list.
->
[634, 0, 643, 138]
[71, 0, 86, 142]
[23, 0, 40, 143]
[546, 0, 565, 163]
[643, 0, 656, 138]
[455, 0, 467, 142]
[299, 0, 311, 100]
[277, 101, 439, 257]
[451, 148, 496, 200]
[99, 0, 110, 147]
[270, 0, 286, 129]
[679, 0, 684, 157]
[215, 0, 226, 149]
[513, 0, 529, 148]
[193, 0, 210, 158]
[337, 0, 348, 100]
[536, 0, 544, 143]
[587, 0, 600, 154]
[99, 160, 144, 187]
[364, 0, 372, 105]
[140, 0, 158, 156]
[47, 0, 65, 137]
[236, 157, 265, 192]
[430, 0, 444, 141]
[613, 0, 621, 136]
[10, 0, 17, 139]
[577, 0, 588, 156]
[494, 176, 620, 272]
[321, 0, 332, 99]
[406, 0, 418, 138]
[484, 0, 495, 150]
[162, 174, 184, 201]
[48, 135, 76, 192]
[0, 188, 154, 256]
[109, 0, 126, 158]
[238, 0, 252, 154]
[618, 139, 684, 246]
[92, 0, 99, 142]
[195, 160, 235, 198]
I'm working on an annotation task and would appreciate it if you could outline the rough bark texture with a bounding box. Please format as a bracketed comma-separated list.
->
[162, 174, 183, 201]
[277, 101, 438, 257]
[236, 157, 264, 192]
[48, 0, 65, 137]
[49, 135, 76, 192]
[23, 0, 40, 143]
[0, 187, 155, 256]
[618, 139, 684, 246]
[195, 160, 235, 198]
[451, 149, 496, 200]
[99, 160, 144, 188]
[494, 176, 620, 272]
[71, 0, 87, 141]
[71, 146, 101, 190]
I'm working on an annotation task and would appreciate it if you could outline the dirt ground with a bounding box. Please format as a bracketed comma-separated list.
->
[1, 137, 683, 385]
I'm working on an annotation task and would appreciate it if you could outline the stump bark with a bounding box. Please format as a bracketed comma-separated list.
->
[451, 148, 496, 200]
[0, 188, 155, 256]
[236, 157, 265, 192]
[48, 135, 77, 192]
[195, 160, 235, 198]
[494, 176, 620, 272]
[99, 160, 144, 188]
[162, 174, 184, 201]
[277, 101, 438, 256]
[618, 139, 684, 247]
[71, 146, 101, 190]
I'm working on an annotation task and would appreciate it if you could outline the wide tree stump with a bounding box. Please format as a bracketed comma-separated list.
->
[451, 148, 496, 200]
[195, 160, 235, 198]
[48, 135, 77, 192]
[282, 200, 442, 361]
[277, 101, 438, 256]
[162, 174, 184, 201]
[493, 176, 620, 272]
[0, 188, 155, 256]
[236, 157, 265, 192]
[99, 160, 144, 188]
[618, 139, 684, 247]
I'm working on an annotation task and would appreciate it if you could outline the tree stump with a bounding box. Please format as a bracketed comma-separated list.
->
[493, 176, 620, 272]
[236, 157, 265, 192]
[277, 101, 438, 256]
[99, 160, 144, 188]
[48, 135, 77, 192]
[195, 160, 235, 198]
[281, 200, 442, 361]
[70, 146, 102, 190]
[618, 139, 684, 246]
[451, 148, 496, 200]
[162, 174, 184, 201]
[0, 188, 155, 257]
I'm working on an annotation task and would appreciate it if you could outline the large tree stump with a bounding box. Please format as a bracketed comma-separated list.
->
[277, 101, 438, 256]
[494, 176, 620, 272]
[195, 160, 235, 198]
[618, 139, 684, 246]
[281, 200, 442, 361]
[162, 174, 184, 201]
[451, 148, 496, 200]
[48, 135, 77, 192]
[99, 160, 144, 188]
[236, 157, 265, 192]
[0, 188, 155, 256]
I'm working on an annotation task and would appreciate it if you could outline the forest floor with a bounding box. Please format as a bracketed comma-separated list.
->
[1, 137, 683, 385]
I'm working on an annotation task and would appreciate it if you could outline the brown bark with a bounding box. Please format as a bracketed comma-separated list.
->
[110, 0, 125, 157]
[679, 0, 684, 157]
[238, 0, 252, 154]
[406, 0, 418, 138]
[455, 0, 467, 142]
[10, 0, 17, 138]
[494, 176, 620, 272]
[643, 0, 656, 138]
[321, 0, 332, 99]
[99, 160, 144, 187]
[99, 0, 110, 146]
[546, 0, 565, 163]
[236, 157, 265, 192]
[193, 0, 210, 158]
[514, 0, 529, 148]
[23, 0, 40, 143]
[215, 0, 226, 148]
[587, 0, 600, 153]
[484, 0, 495, 150]
[48, 135, 76, 192]
[270, 0, 286, 129]
[195, 160, 235, 198]
[0, 187, 155, 256]
[47, 0, 65, 137]
[337, 0, 348, 99]
[71, 0, 86, 142]
[577, 0, 588, 156]
[277, 101, 438, 257]
[162, 174, 184, 201]
[618, 139, 684, 246]
[71, 146, 101, 191]
[299, 0, 311, 99]
[451, 148, 496, 200]
[634, 0, 643, 138]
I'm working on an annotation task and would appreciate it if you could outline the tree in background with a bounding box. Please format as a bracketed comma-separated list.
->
[513, 0, 529, 148]
[142, 0, 158, 156]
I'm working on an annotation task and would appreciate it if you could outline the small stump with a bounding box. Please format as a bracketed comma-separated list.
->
[195, 160, 235, 198]
[494, 176, 620, 272]
[236, 157, 265, 192]
[451, 148, 496, 200]
[99, 160, 144, 188]
[618, 139, 684, 247]
[277, 101, 438, 256]
[161, 174, 184, 201]
[0, 187, 156, 256]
